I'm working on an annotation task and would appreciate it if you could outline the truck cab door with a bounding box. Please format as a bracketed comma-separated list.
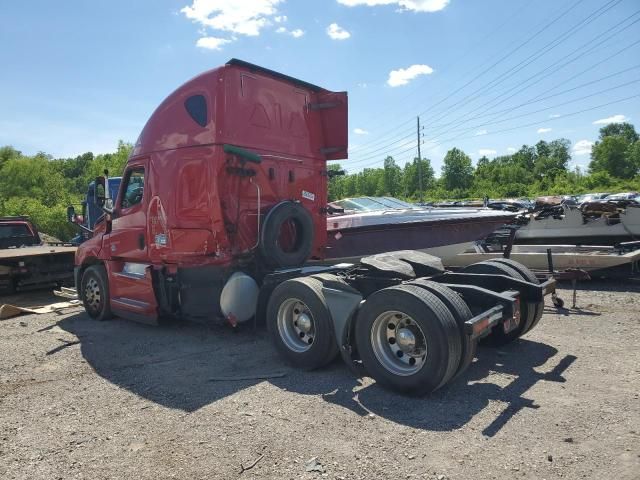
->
[107, 164, 148, 260]
[103, 160, 158, 321]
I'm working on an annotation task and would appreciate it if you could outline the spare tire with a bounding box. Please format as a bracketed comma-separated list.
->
[259, 201, 314, 269]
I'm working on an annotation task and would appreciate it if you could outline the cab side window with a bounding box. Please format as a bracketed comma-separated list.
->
[121, 169, 145, 209]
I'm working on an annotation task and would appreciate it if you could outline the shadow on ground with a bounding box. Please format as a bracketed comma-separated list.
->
[58, 312, 576, 437]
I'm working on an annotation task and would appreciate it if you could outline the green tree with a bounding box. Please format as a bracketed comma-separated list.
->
[402, 157, 434, 199]
[327, 163, 345, 201]
[0, 155, 68, 207]
[381, 156, 402, 196]
[589, 123, 640, 178]
[0, 146, 21, 169]
[598, 122, 639, 144]
[442, 148, 474, 193]
[589, 136, 638, 179]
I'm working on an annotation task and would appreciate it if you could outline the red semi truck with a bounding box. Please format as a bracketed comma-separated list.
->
[71, 59, 556, 394]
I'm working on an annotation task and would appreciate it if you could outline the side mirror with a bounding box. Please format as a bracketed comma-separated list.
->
[94, 176, 114, 214]
[94, 176, 106, 207]
[67, 206, 76, 223]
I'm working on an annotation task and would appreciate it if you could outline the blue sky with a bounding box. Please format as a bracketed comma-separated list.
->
[1, 0, 639, 174]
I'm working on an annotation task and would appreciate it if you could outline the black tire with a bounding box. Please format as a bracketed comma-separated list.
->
[487, 258, 544, 333]
[462, 261, 534, 346]
[266, 277, 338, 370]
[407, 279, 476, 378]
[80, 265, 113, 321]
[354, 284, 462, 395]
[259, 201, 314, 269]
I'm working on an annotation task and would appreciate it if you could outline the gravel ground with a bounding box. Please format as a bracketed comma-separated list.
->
[1, 281, 639, 480]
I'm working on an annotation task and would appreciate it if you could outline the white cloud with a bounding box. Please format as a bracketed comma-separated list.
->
[387, 64, 434, 87]
[507, 147, 516, 153]
[196, 36, 232, 50]
[353, 128, 369, 135]
[478, 149, 497, 157]
[593, 114, 628, 125]
[572, 139, 593, 156]
[357, 82, 368, 88]
[274, 15, 287, 22]
[474, 129, 488, 136]
[182, 0, 283, 48]
[337, 0, 449, 13]
[549, 113, 561, 118]
[537, 127, 552, 134]
[276, 26, 305, 37]
[327, 23, 351, 40]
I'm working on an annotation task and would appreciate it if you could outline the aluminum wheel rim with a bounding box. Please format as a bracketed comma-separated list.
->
[370, 310, 427, 376]
[276, 298, 315, 353]
[84, 277, 102, 313]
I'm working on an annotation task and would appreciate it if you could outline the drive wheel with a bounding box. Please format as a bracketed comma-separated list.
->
[462, 261, 534, 346]
[355, 284, 461, 395]
[407, 279, 476, 379]
[487, 258, 544, 333]
[267, 277, 338, 370]
[80, 265, 113, 321]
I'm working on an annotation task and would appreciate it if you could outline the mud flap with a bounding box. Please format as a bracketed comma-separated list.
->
[309, 273, 364, 376]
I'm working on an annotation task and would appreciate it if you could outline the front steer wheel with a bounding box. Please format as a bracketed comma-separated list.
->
[80, 265, 113, 321]
[266, 277, 339, 370]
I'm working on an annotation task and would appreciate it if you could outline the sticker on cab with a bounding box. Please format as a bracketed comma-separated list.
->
[302, 190, 315, 201]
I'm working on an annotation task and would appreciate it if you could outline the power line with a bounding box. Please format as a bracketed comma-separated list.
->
[353, 0, 631, 161]
[428, 93, 640, 149]
[417, 0, 624, 135]
[348, 0, 532, 150]
[349, 92, 640, 171]
[441, 78, 640, 137]
[350, 0, 583, 154]
[422, 37, 640, 146]
[349, 130, 416, 162]
[341, 2, 638, 172]
[362, 0, 585, 142]
[422, 11, 640, 139]
[430, 64, 640, 132]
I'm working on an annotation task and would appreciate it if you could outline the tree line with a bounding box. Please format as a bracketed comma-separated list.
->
[0, 123, 638, 241]
[329, 122, 640, 201]
[0, 141, 131, 241]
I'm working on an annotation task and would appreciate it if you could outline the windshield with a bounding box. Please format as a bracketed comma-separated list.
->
[332, 197, 416, 212]
[378, 197, 417, 209]
[0, 222, 39, 249]
[0, 224, 32, 239]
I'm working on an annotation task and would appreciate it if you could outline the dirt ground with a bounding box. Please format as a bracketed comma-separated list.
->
[1, 281, 639, 480]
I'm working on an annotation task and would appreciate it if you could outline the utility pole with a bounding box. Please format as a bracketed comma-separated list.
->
[416, 116, 424, 204]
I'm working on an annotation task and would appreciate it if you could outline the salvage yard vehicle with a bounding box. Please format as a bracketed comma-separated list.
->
[71, 59, 556, 394]
[0, 216, 75, 294]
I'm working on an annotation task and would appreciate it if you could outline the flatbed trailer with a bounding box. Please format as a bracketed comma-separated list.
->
[0, 217, 76, 294]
